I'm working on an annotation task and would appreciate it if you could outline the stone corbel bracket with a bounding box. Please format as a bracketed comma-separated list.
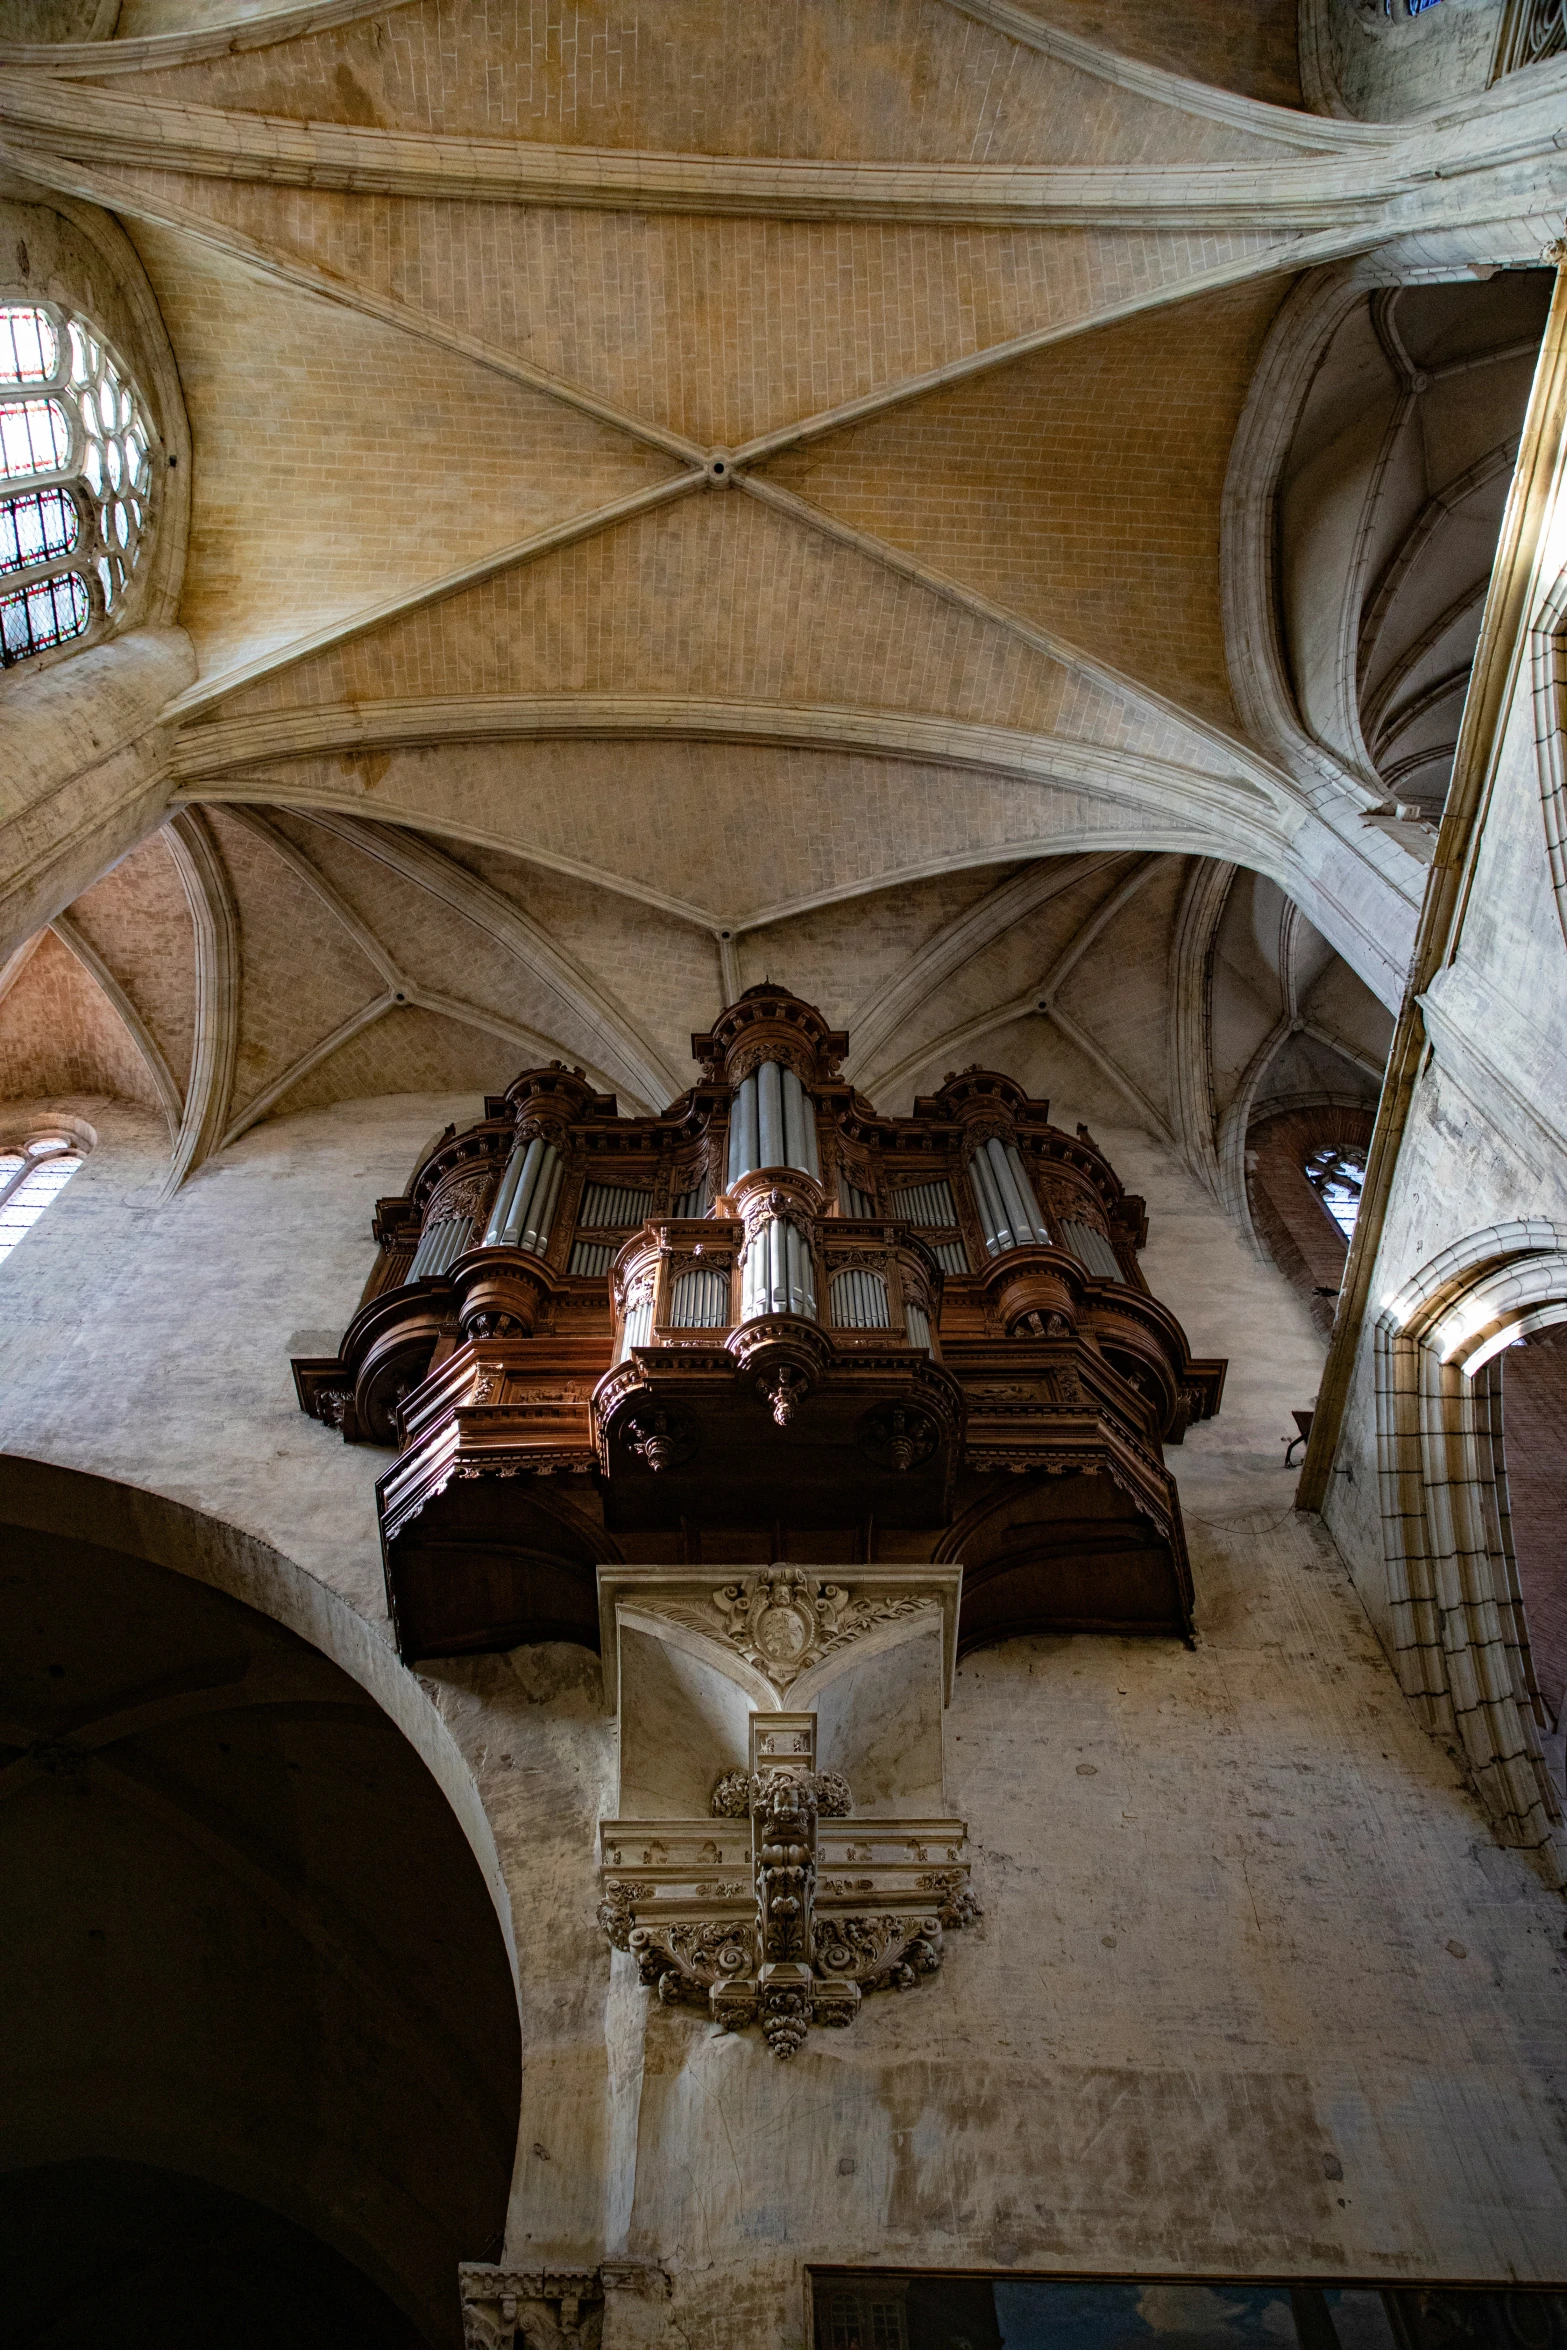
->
[594, 1564, 977, 2057]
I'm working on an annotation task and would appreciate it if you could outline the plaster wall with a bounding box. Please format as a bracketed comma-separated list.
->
[0, 0, 114, 33]
[2, 1074, 1566, 2339]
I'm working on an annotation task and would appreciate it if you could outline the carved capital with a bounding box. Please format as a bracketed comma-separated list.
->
[712, 1765, 852, 1817]
[458, 2264, 605, 2350]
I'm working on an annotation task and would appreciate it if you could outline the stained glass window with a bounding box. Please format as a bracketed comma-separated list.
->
[0, 486, 78, 574]
[0, 1136, 84, 1264]
[0, 399, 69, 481]
[0, 301, 157, 670]
[0, 573, 90, 663]
[0, 305, 57, 383]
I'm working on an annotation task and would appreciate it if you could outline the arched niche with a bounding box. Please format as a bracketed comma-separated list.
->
[0, 1455, 522, 2347]
[1374, 1228, 1567, 1888]
[1247, 1100, 1373, 1333]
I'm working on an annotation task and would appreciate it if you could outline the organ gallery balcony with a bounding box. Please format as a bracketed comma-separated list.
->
[293, 987, 1224, 1663]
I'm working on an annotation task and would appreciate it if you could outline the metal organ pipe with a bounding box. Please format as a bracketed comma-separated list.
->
[969, 1137, 1050, 1256]
[482, 1135, 537, 1246]
[829, 1267, 891, 1329]
[483, 1135, 564, 1256]
[525, 1147, 565, 1255]
[966, 1145, 1010, 1254]
[988, 1136, 1050, 1247]
[668, 1265, 730, 1326]
[742, 1215, 816, 1321]
[727, 1061, 819, 1181]
[409, 1214, 476, 1280]
[782, 1067, 820, 1179]
[618, 1285, 655, 1362]
[727, 1073, 760, 1186]
[986, 1136, 1033, 1246]
[757, 1058, 785, 1169]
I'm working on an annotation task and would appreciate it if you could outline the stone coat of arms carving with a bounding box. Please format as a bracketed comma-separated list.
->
[654, 1568, 935, 1694]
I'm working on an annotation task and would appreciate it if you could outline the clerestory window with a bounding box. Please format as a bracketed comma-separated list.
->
[1304, 1143, 1366, 1240]
[0, 1134, 85, 1263]
[0, 301, 155, 669]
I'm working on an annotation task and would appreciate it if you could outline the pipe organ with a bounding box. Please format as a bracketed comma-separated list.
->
[295, 987, 1224, 1665]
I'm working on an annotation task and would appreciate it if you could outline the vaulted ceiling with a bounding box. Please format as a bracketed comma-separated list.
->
[0, 0, 1561, 1212]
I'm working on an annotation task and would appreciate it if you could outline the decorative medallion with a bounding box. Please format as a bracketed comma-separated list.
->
[623, 1408, 698, 1473]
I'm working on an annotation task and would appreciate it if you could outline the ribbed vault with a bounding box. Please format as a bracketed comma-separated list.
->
[0, 0, 1562, 1200]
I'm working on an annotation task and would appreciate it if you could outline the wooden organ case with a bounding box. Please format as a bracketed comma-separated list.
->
[294, 987, 1225, 1665]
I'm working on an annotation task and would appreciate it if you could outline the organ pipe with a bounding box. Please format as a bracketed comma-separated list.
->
[758, 1059, 785, 1168]
[990, 1137, 1050, 1247]
[967, 1145, 1010, 1254]
[830, 1267, 891, 1329]
[669, 1265, 730, 1327]
[782, 1067, 820, 1179]
[741, 1215, 817, 1321]
[482, 1135, 564, 1256]
[408, 1214, 476, 1280]
[618, 1289, 655, 1362]
[482, 1135, 538, 1246]
[968, 1136, 1050, 1256]
[727, 1061, 820, 1183]
[524, 1148, 565, 1255]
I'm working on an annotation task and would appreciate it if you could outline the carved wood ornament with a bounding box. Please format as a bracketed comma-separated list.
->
[293, 986, 1223, 1670]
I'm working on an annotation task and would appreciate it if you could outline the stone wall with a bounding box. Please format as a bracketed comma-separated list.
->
[1503, 1325, 1567, 1728]
[3, 1076, 1566, 2341]
[1321, 614, 1567, 1645]
[1306, 0, 1506, 118]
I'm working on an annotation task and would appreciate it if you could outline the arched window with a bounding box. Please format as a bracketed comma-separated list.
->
[1247, 1106, 1374, 1335]
[1304, 1142, 1367, 1239]
[0, 1134, 85, 1263]
[1, 302, 155, 669]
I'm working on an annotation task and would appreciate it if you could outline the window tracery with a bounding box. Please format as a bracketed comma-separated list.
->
[0, 301, 155, 669]
[1494, 0, 1566, 72]
[0, 1133, 85, 1262]
[1305, 1143, 1367, 1240]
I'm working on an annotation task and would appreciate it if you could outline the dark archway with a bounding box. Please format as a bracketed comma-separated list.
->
[0, 1467, 521, 2348]
[0, 2160, 427, 2350]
